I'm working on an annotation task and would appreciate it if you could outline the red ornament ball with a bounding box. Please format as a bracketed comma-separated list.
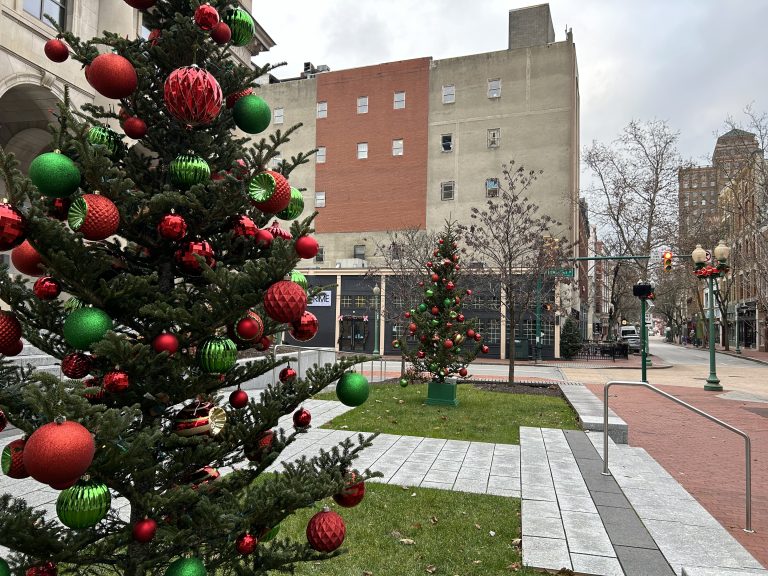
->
[235, 532, 258, 555]
[333, 473, 365, 508]
[61, 352, 92, 379]
[408, 323, 417, 333]
[2, 438, 29, 478]
[306, 508, 346, 552]
[431, 273, 439, 282]
[194, 3, 219, 30]
[245, 429, 274, 462]
[294, 235, 319, 259]
[263, 280, 307, 323]
[157, 213, 187, 240]
[226, 87, 253, 109]
[417, 350, 426, 359]
[404, 311, 411, 318]
[229, 388, 249, 409]
[153, 333, 179, 355]
[44, 39, 69, 62]
[25, 562, 57, 576]
[175, 240, 216, 275]
[33, 276, 61, 300]
[446, 281, 455, 290]
[457, 314, 465, 322]
[474, 333, 482, 342]
[466, 289, 472, 296]
[266, 219, 291, 240]
[122, 116, 147, 139]
[279, 366, 297, 383]
[11, 240, 44, 276]
[68, 194, 120, 241]
[431, 306, 440, 316]
[481, 344, 489, 354]
[254, 335, 273, 352]
[289, 311, 319, 342]
[255, 228, 274, 248]
[132, 517, 157, 543]
[147, 28, 161, 46]
[164, 66, 223, 126]
[124, 0, 155, 8]
[236, 316, 263, 341]
[87, 53, 138, 99]
[0, 312, 22, 352]
[0, 203, 27, 250]
[23, 420, 95, 489]
[231, 214, 257, 237]
[466, 329, 476, 339]
[443, 339, 454, 349]
[103, 370, 129, 393]
[293, 407, 311, 428]
[211, 21, 231, 44]
[459, 367, 468, 377]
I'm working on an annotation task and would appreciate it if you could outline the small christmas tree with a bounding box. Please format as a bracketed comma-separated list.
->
[0, 2, 375, 574]
[396, 222, 487, 389]
[559, 316, 583, 359]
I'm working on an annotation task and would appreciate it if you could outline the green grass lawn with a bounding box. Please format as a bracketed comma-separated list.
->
[270, 482, 539, 576]
[315, 382, 579, 445]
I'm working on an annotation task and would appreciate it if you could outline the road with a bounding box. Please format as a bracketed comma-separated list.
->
[648, 337, 762, 368]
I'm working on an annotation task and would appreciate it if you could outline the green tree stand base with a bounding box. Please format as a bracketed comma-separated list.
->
[426, 378, 459, 407]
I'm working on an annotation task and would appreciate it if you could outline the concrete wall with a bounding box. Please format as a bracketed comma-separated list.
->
[508, 4, 555, 50]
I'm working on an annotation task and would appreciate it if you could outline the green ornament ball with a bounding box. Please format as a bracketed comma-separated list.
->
[56, 478, 111, 529]
[29, 151, 81, 198]
[429, 363, 438, 372]
[232, 95, 271, 134]
[431, 319, 440, 326]
[0, 558, 8, 576]
[399, 378, 409, 388]
[224, 7, 254, 46]
[290, 269, 308, 291]
[443, 298, 453, 307]
[88, 126, 122, 156]
[63, 308, 113, 349]
[449, 311, 458, 319]
[165, 557, 207, 576]
[197, 336, 237, 373]
[336, 372, 369, 407]
[170, 154, 210, 188]
[417, 303, 427, 313]
[277, 187, 304, 220]
[425, 289, 434, 298]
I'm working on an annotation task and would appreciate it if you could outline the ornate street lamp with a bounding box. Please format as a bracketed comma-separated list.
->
[372, 285, 381, 356]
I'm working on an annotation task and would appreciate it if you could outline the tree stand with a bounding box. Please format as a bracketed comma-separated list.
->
[426, 377, 459, 407]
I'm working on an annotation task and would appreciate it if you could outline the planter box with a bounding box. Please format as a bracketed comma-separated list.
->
[426, 377, 459, 407]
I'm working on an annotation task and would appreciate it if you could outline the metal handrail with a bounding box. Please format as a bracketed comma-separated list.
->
[602, 380, 753, 533]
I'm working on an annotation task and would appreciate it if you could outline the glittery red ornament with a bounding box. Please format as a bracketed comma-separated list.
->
[44, 39, 69, 62]
[175, 240, 216, 274]
[0, 337, 19, 357]
[481, 344, 489, 354]
[226, 87, 253, 109]
[132, 517, 157, 543]
[25, 562, 57, 576]
[266, 219, 292, 240]
[211, 21, 231, 44]
[87, 53, 138, 99]
[184, 465, 220, 489]
[148, 334, 179, 358]
[245, 429, 274, 462]
[289, 311, 318, 342]
[231, 214, 257, 237]
[147, 28, 161, 46]
[2, 439, 28, 478]
[0, 409, 6, 432]
[279, 366, 297, 383]
[254, 229, 273, 247]
[157, 213, 187, 240]
[229, 388, 249, 409]
[11, 240, 44, 276]
[164, 66, 222, 126]
[235, 532, 258, 555]
[459, 367, 468, 377]
[293, 407, 311, 428]
[236, 316, 263, 341]
[0, 203, 26, 251]
[194, 3, 219, 30]
[263, 280, 307, 323]
[33, 276, 61, 300]
[306, 507, 346, 552]
[122, 116, 147, 139]
[249, 171, 291, 214]
[103, 370, 129, 393]
[0, 312, 22, 352]
[82, 377, 105, 404]
[24, 420, 95, 489]
[61, 352, 92, 379]
[333, 473, 365, 508]
[68, 194, 120, 240]
[124, 0, 155, 8]
[294, 235, 319, 259]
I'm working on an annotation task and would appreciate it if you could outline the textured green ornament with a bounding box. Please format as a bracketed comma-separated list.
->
[425, 289, 434, 298]
[336, 372, 369, 407]
[197, 336, 237, 373]
[224, 8, 254, 46]
[29, 152, 80, 198]
[449, 311, 458, 319]
[87, 126, 121, 156]
[431, 319, 440, 326]
[56, 478, 111, 529]
[0, 558, 9, 576]
[277, 188, 304, 220]
[164, 557, 207, 576]
[290, 269, 308, 290]
[232, 95, 271, 134]
[63, 296, 86, 313]
[63, 308, 113, 349]
[170, 154, 210, 188]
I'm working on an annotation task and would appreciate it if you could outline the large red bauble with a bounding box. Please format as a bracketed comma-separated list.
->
[263, 280, 307, 323]
[254, 229, 273, 248]
[103, 370, 130, 393]
[211, 22, 231, 44]
[235, 532, 258, 555]
[0, 312, 22, 352]
[153, 333, 179, 355]
[0, 409, 6, 432]
[236, 316, 263, 341]
[293, 407, 311, 428]
[132, 517, 157, 543]
[124, 0, 155, 8]
[175, 240, 216, 274]
[289, 311, 318, 342]
[294, 236, 319, 259]
[122, 116, 147, 139]
[157, 213, 187, 240]
[279, 366, 297, 383]
[194, 3, 219, 30]
[24, 420, 95, 489]
[61, 352, 92, 379]
[443, 339, 454, 349]
[226, 88, 253, 109]
[1, 339, 24, 357]
[333, 473, 365, 508]
[33, 276, 61, 300]
[44, 39, 69, 62]
[25, 562, 57, 576]
[69, 194, 120, 240]
[306, 508, 346, 552]
[2, 439, 29, 478]
[87, 54, 138, 99]
[231, 214, 257, 237]
[164, 66, 222, 126]
[11, 240, 44, 276]
[0, 203, 26, 250]
[459, 367, 468, 377]
[229, 388, 249, 409]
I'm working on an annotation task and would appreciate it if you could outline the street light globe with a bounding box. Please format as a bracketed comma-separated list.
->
[691, 244, 707, 267]
[372, 285, 381, 296]
[713, 240, 731, 263]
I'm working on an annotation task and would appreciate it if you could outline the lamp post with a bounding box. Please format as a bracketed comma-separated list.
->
[735, 303, 742, 355]
[372, 285, 381, 356]
[691, 241, 732, 391]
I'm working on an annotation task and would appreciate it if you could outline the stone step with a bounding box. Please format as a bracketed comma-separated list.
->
[9, 355, 59, 368]
[682, 568, 768, 576]
[20, 343, 46, 357]
[560, 384, 628, 444]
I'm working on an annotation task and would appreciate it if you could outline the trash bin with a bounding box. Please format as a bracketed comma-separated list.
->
[514, 339, 530, 360]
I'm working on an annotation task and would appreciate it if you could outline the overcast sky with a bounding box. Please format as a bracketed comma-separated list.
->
[254, 0, 768, 169]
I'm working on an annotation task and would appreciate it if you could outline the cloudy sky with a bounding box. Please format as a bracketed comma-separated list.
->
[255, 0, 768, 168]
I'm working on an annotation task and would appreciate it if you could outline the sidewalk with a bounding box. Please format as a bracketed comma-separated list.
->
[668, 340, 768, 365]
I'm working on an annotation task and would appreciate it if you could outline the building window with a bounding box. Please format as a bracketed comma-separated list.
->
[315, 247, 325, 263]
[441, 181, 455, 201]
[488, 78, 501, 99]
[316, 146, 326, 164]
[340, 295, 352, 307]
[442, 84, 455, 104]
[357, 96, 368, 114]
[353, 245, 366, 259]
[485, 178, 500, 198]
[357, 142, 368, 160]
[488, 128, 500, 148]
[316, 101, 327, 118]
[392, 139, 404, 156]
[441, 134, 453, 152]
[24, 0, 66, 27]
[139, 22, 151, 39]
[315, 191, 326, 208]
[273, 107, 284, 124]
[394, 91, 406, 109]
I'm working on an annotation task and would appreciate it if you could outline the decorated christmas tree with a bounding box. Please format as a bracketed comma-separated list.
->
[0, 2, 375, 574]
[395, 222, 487, 393]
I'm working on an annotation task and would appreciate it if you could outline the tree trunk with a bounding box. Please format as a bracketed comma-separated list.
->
[508, 309, 515, 384]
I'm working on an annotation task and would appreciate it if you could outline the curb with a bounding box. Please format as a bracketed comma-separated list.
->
[662, 342, 768, 367]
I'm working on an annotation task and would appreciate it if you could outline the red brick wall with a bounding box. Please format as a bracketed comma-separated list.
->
[315, 58, 430, 233]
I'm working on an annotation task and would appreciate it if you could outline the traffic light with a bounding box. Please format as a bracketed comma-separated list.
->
[662, 251, 673, 272]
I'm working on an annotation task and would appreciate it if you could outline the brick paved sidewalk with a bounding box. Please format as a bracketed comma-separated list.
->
[586, 382, 768, 567]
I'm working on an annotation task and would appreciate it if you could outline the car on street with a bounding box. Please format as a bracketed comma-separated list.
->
[620, 325, 642, 353]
